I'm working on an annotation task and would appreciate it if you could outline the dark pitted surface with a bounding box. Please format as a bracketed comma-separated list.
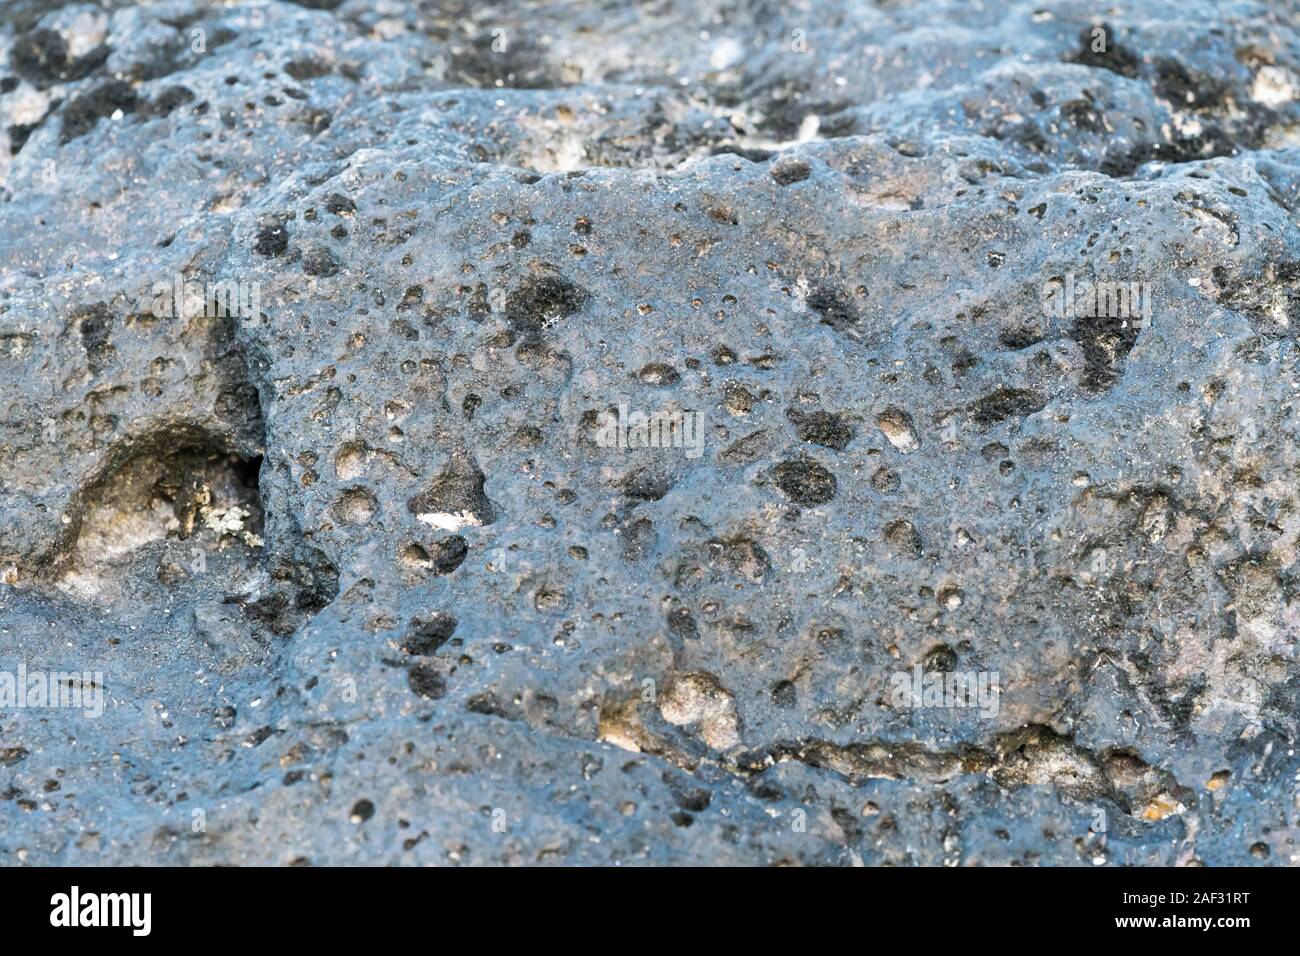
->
[2, 0, 1300, 865]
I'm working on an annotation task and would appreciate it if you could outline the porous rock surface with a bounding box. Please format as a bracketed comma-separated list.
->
[2, 0, 1300, 865]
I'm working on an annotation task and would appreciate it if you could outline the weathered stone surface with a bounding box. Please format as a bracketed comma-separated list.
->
[1, 0, 1299, 865]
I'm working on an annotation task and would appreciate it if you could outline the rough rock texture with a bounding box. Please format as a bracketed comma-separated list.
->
[2, 0, 1300, 866]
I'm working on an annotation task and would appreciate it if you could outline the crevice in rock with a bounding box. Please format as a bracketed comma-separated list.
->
[48, 423, 265, 601]
[737, 724, 1193, 820]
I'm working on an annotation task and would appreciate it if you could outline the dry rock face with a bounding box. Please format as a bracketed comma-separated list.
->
[1, 0, 1299, 865]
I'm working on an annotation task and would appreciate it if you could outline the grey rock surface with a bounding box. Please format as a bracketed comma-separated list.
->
[2, 0, 1300, 865]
